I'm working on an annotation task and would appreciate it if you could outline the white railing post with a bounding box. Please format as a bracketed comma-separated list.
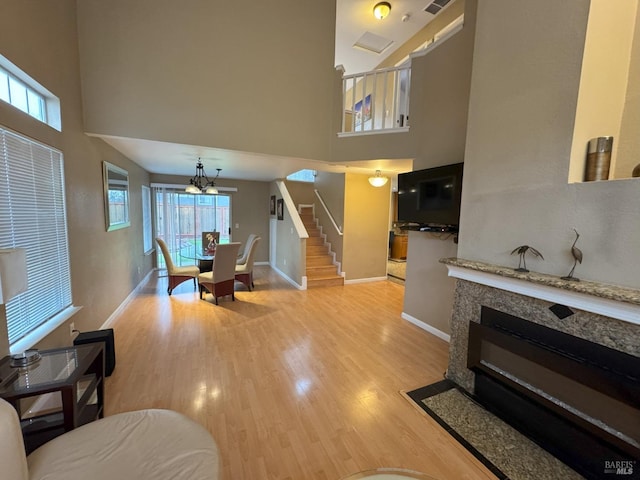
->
[381, 70, 388, 130]
[351, 77, 356, 132]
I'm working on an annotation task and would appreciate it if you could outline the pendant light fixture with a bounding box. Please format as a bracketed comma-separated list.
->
[373, 2, 391, 20]
[368, 170, 389, 187]
[185, 159, 221, 194]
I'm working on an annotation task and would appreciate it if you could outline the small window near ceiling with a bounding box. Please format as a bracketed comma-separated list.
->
[0, 55, 61, 130]
[286, 169, 317, 183]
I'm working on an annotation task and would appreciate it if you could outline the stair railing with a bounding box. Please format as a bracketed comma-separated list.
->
[314, 190, 343, 236]
[340, 64, 411, 135]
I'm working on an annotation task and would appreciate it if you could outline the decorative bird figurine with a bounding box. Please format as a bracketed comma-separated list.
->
[561, 229, 582, 281]
[511, 245, 544, 272]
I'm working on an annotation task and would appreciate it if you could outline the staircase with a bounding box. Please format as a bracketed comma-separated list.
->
[300, 206, 344, 288]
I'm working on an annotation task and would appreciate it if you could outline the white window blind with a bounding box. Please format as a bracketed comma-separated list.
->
[0, 126, 73, 345]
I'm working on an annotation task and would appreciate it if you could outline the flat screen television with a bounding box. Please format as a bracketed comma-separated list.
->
[397, 162, 463, 229]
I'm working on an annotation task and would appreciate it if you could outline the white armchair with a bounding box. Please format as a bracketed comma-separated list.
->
[236, 234, 257, 265]
[198, 242, 241, 304]
[156, 238, 200, 295]
[235, 236, 261, 291]
[0, 398, 219, 480]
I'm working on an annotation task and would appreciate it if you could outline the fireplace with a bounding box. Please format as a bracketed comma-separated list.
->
[440, 258, 640, 479]
[467, 306, 639, 479]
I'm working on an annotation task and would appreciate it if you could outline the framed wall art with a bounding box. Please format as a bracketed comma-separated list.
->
[277, 198, 284, 220]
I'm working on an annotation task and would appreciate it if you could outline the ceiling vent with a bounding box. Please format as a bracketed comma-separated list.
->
[424, 0, 451, 15]
[353, 31, 394, 54]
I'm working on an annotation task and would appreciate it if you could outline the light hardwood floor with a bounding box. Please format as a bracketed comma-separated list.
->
[105, 266, 496, 480]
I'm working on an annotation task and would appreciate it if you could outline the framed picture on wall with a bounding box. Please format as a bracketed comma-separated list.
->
[277, 198, 284, 220]
[270, 195, 276, 215]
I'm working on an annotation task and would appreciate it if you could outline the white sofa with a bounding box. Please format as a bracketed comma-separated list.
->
[0, 398, 219, 480]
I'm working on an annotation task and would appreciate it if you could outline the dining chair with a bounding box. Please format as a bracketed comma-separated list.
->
[236, 234, 257, 265]
[156, 238, 200, 295]
[235, 236, 260, 291]
[198, 242, 241, 305]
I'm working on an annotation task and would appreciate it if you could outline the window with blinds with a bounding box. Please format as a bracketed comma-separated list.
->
[0, 126, 73, 346]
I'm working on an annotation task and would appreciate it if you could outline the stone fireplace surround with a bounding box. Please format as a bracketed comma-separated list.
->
[440, 258, 640, 476]
[440, 257, 639, 391]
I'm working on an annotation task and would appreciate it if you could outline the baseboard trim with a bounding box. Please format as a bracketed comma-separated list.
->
[101, 269, 155, 330]
[401, 312, 450, 342]
[344, 276, 388, 284]
[270, 263, 306, 290]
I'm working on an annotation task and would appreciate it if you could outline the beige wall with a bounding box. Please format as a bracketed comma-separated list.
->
[403, 233, 458, 335]
[270, 183, 305, 285]
[314, 171, 345, 265]
[0, 0, 152, 350]
[150, 175, 271, 263]
[284, 180, 316, 207]
[342, 173, 390, 280]
[76, 0, 336, 162]
[458, 0, 640, 288]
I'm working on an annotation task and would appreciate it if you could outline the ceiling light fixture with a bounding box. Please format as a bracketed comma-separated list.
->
[368, 170, 389, 187]
[373, 2, 391, 20]
[185, 159, 221, 194]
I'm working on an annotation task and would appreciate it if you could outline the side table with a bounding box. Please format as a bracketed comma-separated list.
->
[0, 343, 105, 453]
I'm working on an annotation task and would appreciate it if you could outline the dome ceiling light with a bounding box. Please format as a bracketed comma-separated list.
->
[368, 170, 389, 187]
[373, 2, 391, 20]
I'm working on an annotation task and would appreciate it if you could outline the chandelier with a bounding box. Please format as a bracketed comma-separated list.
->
[185, 160, 221, 194]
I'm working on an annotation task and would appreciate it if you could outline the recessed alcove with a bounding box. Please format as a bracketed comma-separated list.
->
[569, 0, 640, 183]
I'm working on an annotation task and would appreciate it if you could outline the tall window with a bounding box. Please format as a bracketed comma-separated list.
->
[142, 185, 152, 254]
[0, 126, 73, 348]
[154, 188, 231, 268]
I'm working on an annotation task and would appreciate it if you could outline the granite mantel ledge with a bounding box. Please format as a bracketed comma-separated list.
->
[440, 257, 640, 307]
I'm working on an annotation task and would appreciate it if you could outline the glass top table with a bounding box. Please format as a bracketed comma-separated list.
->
[0, 344, 101, 395]
[0, 343, 105, 453]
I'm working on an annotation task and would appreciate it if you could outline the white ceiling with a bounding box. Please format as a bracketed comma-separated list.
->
[335, 0, 438, 74]
[97, 134, 414, 184]
[95, 1, 441, 185]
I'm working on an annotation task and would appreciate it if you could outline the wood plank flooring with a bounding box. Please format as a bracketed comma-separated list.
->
[105, 266, 496, 480]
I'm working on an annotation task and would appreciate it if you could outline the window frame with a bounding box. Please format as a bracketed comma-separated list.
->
[142, 185, 153, 254]
[0, 55, 61, 131]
